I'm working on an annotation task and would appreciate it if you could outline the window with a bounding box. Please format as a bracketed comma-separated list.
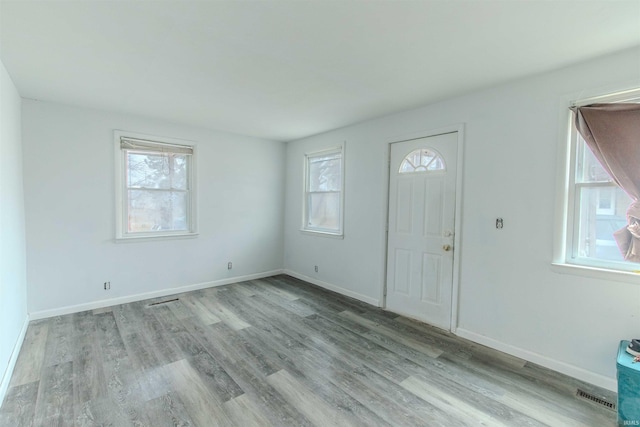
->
[595, 187, 616, 216]
[303, 145, 344, 236]
[399, 148, 445, 173]
[564, 90, 639, 270]
[115, 131, 197, 240]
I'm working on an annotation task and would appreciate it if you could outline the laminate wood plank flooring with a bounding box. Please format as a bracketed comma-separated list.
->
[1, 275, 617, 426]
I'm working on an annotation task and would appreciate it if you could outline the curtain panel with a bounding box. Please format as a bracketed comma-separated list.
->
[571, 103, 640, 262]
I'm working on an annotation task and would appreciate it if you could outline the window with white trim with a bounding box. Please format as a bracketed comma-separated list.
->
[303, 145, 344, 236]
[565, 90, 639, 270]
[399, 148, 445, 173]
[115, 131, 197, 240]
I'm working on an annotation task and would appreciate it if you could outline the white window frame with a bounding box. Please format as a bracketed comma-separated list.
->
[557, 88, 640, 274]
[301, 144, 345, 237]
[114, 130, 198, 241]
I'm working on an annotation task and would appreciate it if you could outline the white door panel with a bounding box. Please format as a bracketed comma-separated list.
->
[386, 132, 457, 330]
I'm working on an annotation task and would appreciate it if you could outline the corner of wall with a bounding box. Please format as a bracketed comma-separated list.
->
[0, 59, 29, 408]
[283, 269, 380, 307]
[0, 315, 29, 407]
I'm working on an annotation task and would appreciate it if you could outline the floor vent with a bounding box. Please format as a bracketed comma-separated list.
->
[147, 298, 179, 307]
[576, 389, 616, 411]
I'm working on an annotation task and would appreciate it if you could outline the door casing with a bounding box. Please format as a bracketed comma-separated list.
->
[380, 124, 465, 332]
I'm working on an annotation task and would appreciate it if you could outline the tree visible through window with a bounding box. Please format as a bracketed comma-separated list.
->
[116, 133, 196, 239]
[303, 146, 344, 235]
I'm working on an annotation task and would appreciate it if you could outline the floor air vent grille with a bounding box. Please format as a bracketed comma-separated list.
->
[147, 298, 179, 307]
[576, 389, 616, 411]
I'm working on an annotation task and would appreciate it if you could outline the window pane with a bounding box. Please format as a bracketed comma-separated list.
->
[309, 156, 341, 192]
[576, 186, 630, 262]
[307, 192, 340, 230]
[127, 152, 188, 190]
[127, 190, 188, 232]
[399, 149, 445, 173]
[576, 136, 613, 183]
[426, 157, 444, 171]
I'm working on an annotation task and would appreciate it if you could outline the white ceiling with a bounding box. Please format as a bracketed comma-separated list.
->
[1, 1, 639, 141]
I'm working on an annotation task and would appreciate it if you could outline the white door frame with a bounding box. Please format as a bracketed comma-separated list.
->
[379, 124, 465, 332]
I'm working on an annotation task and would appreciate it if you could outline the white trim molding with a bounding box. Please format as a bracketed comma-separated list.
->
[301, 142, 346, 237]
[114, 129, 199, 241]
[283, 269, 380, 307]
[380, 123, 465, 333]
[29, 270, 284, 320]
[0, 314, 30, 405]
[553, 88, 640, 275]
[456, 328, 617, 392]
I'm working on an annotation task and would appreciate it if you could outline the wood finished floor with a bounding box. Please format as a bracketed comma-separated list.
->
[1, 275, 617, 427]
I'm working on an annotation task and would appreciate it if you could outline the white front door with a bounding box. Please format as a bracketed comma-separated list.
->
[386, 132, 458, 330]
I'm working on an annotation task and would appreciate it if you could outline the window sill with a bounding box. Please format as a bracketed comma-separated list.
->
[299, 229, 344, 239]
[551, 262, 640, 284]
[115, 232, 199, 243]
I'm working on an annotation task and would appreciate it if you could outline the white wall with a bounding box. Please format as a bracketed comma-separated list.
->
[284, 46, 640, 390]
[0, 61, 28, 400]
[22, 100, 285, 316]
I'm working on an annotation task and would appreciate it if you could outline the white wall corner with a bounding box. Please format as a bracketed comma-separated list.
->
[455, 328, 617, 392]
[0, 314, 30, 406]
[28, 270, 284, 321]
[283, 269, 380, 307]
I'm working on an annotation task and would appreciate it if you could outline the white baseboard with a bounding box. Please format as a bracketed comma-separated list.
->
[283, 269, 380, 307]
[29, 269, 284, 320]
[456, 328, 617, 392]
[0, 314, 30, 405]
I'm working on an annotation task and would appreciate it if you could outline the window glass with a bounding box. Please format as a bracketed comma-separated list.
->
[309, 154, 341, 192]
[575, 185, 629, 262]
[576, 138, 613, 184]
[307, 192, 340, 230]
[127, 190, 188, 232]
[303, 147, 344, 235]
[565, 92, 639, 270]
[116, 133, 196, 239]
[127, 152, 188, 190]
[399, 149, 445, 173]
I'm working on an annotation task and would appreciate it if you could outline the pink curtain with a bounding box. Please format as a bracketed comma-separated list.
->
[571, 103, 640, 261]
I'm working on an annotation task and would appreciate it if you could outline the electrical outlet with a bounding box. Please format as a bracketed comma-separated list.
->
[104, 281, 110, 290]
[228, 262, 232, 270]
[314, 265, 318, 273]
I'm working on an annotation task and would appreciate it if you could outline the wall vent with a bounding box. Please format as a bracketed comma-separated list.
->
[576, 389, 616, 411]
[147, 298, 179, 307]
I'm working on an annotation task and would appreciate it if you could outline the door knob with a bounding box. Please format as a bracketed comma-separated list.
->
[443, 244, 452, 251]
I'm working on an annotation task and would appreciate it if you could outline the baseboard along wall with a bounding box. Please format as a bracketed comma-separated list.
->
[455, 328, 617, 392]
[0, 315, 30, 406]
[282, 269, 617, 392]
[28, 269, 284, 321]
[20, 268, 616, 396]
[283, 269, 380, 307]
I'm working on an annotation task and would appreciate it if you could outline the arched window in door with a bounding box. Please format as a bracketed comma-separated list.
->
[399, 148, 445, 173]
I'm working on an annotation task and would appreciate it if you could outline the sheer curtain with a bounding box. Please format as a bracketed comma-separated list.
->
[571, 103, 640, 261]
